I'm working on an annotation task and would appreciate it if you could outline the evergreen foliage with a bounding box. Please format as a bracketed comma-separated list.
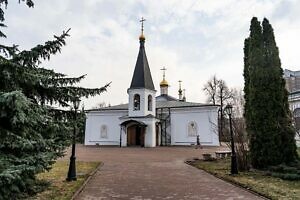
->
[267, 163, 300, 181]
[77, 107, 87, 144]
[0, 1, 109, 199]
[244, 17, 298, 169]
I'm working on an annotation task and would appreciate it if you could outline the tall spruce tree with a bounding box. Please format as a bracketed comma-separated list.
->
[244, 17, 298, 169]
[0, 1, 109, 199]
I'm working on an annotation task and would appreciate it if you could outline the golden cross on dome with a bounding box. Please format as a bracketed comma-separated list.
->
[160, 67, 167, 79]
[140, 17, 146, 35]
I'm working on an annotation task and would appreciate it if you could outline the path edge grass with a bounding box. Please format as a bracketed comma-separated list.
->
[71, 162, 104, 200]
[185, 160, 270, 200]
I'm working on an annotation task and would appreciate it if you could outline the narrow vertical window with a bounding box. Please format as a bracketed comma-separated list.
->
[148, 95, 152, 111]
[134, 94, 140, 110]
[100, 125, 108, 138]
[187, 121, 198, 137]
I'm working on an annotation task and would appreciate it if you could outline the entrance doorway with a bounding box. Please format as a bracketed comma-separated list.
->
[127, 125, 145, 147]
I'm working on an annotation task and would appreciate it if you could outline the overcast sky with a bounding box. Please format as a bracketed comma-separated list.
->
[3, 0, 300, 108]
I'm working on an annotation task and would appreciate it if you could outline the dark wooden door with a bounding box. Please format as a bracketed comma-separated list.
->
[127, 126, 136, 146]
[127, 126, 145, 147]
[140, 127, 145, 147]
[135, 126, 141, 145]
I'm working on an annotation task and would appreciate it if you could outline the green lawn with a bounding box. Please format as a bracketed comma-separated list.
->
[191, 158, 300, 200]
[28, 161, 100, 200]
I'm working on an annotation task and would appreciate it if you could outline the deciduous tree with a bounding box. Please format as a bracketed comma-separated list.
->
[203, 75, 233, 141]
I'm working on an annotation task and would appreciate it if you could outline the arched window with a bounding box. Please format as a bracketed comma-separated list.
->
[133, 94, 140, 110]
[187, 121, 198, 137]
[100, 125, 108, 138]
[148, 95, 152, 111]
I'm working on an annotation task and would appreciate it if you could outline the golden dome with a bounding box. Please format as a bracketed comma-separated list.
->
[160, 79, 169, 87]
[139, 34, 145, 40]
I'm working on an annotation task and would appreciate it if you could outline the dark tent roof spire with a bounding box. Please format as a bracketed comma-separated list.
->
[129, 17, 155, 90]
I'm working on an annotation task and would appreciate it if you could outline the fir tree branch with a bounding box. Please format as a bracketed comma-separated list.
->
[45, 75, 87, 87]
[12, 29, 70, 67]
[0, 0, 34, 16]
[19, 0, 34, 8]
[0, 0, 33, 39]
[0, 44, 18, 57]
[44, 83, 111, 107]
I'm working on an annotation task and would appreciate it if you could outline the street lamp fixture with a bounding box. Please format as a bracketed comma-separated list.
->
[74, 98, 80, 110]
[224, 104, 238, 175]
[66, 98, 81, 181]
[224, 104, 233, 115]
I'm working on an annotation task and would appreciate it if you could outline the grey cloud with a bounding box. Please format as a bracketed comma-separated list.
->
[3, 0, 300, 108]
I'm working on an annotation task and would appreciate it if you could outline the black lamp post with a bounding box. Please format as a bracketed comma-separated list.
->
[66, 98, 81, 181]
[224, 104, 238, 175]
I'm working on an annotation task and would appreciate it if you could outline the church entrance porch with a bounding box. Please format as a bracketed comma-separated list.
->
[127, 125, 145, 147]
[120, 120, 147, 147]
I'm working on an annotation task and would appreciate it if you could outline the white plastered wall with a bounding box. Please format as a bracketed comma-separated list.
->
[170, 106, 219, 146]
[143, 117, 157, 147]
[84, 110, 127, 146]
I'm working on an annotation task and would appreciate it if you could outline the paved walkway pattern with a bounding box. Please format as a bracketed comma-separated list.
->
[69, 145, 263, 200]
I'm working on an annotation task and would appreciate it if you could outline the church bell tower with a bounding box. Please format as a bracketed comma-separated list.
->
[128, 17, 156, 117]
[124, 18, 157, 148]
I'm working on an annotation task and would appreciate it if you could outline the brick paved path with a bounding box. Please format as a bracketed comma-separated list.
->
[69, 145, 263, 200]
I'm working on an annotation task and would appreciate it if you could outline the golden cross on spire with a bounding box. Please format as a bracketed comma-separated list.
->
[140, 17, 146, 35]
[160, 67, 167, 80]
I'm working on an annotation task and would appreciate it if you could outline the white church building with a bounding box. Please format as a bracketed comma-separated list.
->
[84, 25, 219, 147]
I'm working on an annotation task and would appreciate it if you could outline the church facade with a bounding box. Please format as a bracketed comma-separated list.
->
[84, 28, 219, 147]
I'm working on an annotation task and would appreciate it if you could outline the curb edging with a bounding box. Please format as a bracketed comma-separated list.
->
[71, 162, 104, 200]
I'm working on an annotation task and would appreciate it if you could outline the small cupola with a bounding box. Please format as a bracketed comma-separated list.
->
[160, 67, 169, 95]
